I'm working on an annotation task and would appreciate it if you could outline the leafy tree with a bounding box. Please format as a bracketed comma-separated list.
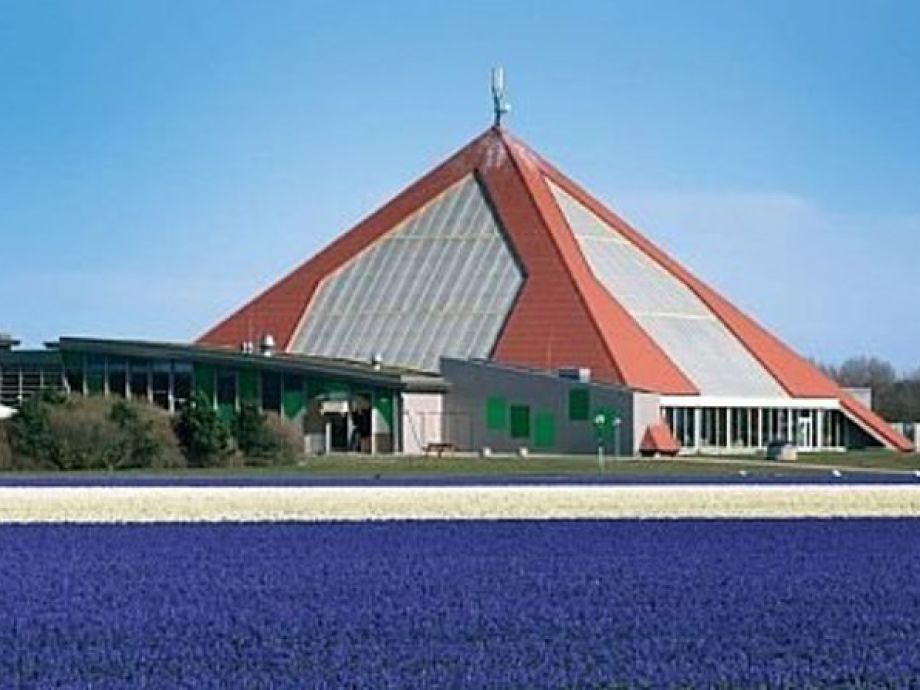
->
[817, 355, 920, 421]
[172, 391, 230, 467]
[234, 401, 279, 459]
[7, 393, 60, 468]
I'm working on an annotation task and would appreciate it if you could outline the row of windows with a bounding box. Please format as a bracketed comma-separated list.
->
[61, 354, 394, 429]
[662, 406, 849, 450]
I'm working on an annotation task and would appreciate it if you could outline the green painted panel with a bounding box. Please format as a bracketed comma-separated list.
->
[239, 369, 259, 404]
[374, 392, 394, 429]
[486, 396, 507, 431]
[534, 412, 556, 449]
[509, 404, 530, 439]
[569, 388, 590, 421]
[283, 374, 305, 419]
[193, 363, 216, 405]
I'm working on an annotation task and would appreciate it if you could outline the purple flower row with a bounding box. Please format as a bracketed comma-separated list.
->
[1, 519, 919, 687]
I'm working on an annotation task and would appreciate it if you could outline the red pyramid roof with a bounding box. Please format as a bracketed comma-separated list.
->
[198, 127, 913, 452]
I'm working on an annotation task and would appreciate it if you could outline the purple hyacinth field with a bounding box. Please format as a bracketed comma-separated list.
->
[2, 520, 920, 688]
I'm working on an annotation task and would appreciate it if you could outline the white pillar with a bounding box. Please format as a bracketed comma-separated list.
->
[725, 408, 732, 450]
[693, 408, 702, 451]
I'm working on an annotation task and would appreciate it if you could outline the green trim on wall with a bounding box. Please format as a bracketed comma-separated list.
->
[534, 412, 556, 449]
[569, 388, 590, 421]
[509, 404, 531, 439]
[486, 396, 507, 430]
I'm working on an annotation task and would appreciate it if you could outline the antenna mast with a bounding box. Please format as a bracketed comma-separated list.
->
[491, 67, 511, 128]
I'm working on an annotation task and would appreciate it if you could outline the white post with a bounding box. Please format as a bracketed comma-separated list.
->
[693, 408, 702, 452]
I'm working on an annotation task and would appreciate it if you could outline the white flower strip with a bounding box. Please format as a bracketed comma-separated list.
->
[3, 485, 920, 522]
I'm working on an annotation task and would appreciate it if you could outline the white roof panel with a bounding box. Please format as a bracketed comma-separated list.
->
[549, 179, 786, 398]
[289, 175, 523, 372]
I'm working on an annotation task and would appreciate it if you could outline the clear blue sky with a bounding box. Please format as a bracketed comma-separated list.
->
[2, 1, 918, 370]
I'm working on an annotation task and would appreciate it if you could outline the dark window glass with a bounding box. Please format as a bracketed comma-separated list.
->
[262, 371, 281, 412]
[107, 359, 127, 397]
[152, 361, 170, 410]
[173, 362, 192, 406]
[509, 404, 530, 439]
[217, 370, 237, 408]
[129, 360, 149, 402]
[86, 354, 105, 395]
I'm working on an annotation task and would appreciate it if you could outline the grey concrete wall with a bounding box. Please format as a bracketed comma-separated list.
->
[440, 359, 661, 455]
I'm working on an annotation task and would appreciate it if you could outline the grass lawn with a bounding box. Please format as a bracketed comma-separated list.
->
[2, 451, 917, 481]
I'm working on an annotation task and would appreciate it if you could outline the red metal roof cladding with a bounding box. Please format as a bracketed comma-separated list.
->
[199, 126, 912, 451]
[640, 422, 681, 456]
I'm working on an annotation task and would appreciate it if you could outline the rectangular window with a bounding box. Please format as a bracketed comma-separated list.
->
[262, 371, 282, 413]
[63, 352, 84, 395]
[486, 396, 507, 431]
[173, 362, 192, 407]
[152, 361, 171, 410]
[107, 359, 127, 398]
[534, 412, 555, 449]
[509, 404, 530, 439]
[86, 354, 105, 395]
[129, 359, 149, 402]
[217, 369, 237, 407]
[568, 388, 590, 421]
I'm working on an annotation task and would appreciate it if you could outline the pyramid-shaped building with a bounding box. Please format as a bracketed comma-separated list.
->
[200, 127, 911, 454]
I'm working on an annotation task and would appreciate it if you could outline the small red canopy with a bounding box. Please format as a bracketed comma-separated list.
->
[640, 422, 680, 457]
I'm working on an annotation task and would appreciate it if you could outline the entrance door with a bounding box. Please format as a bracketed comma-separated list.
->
[797, 416, 813, 450]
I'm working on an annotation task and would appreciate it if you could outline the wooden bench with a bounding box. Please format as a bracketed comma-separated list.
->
[424, 442, 456, 458]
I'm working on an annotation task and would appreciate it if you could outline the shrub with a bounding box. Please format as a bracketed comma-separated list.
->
[262, 413, 304, 464]
[172, 391, 230, 467]
[7, 393, 58, 469]
[234, 402, 278, 459]
[232, 402, 303, 465]
[5, 395, 184, 471]
[0, 422, 12, 470]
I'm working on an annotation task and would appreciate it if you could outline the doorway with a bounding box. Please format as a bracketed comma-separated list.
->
[797, 416, 813, 450]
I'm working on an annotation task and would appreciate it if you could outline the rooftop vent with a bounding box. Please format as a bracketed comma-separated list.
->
[260, 333, 276, 357]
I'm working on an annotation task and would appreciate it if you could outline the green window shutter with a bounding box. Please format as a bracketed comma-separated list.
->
[569, 388, 590, 421]
[283, 375, 305, 419]
[193, 363, 216, 405]
[534, 412, 556, 449]
[239, 369, 259, 404]
[509, 404, 531, 439]
[486, 396, 507, 430]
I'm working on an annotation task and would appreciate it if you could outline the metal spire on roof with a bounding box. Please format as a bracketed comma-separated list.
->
[491, 67, 511, 128]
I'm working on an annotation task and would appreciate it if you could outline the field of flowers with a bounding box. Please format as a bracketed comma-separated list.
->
[5, 484, 920, 521]
[2, 519, 920, 687]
